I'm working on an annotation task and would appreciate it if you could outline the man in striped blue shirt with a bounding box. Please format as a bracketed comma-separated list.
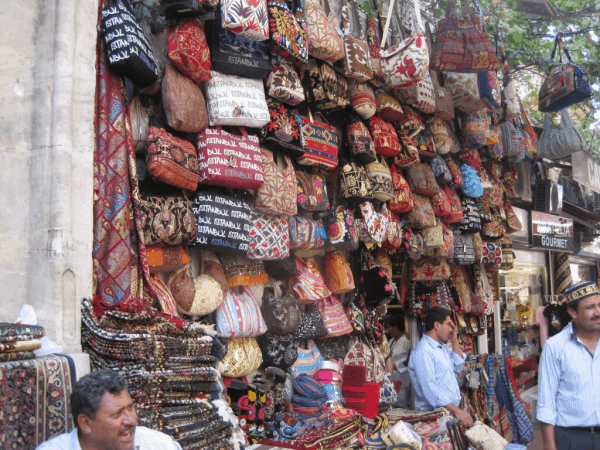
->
[537, 281, 600, 450]
[408, 307, 474, 427]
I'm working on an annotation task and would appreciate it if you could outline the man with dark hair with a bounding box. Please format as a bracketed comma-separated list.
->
[36, 370, 182, 450]
[408, 307, 474, 427]
[538, 281, 600, 450]
[385, 314, 411, 408]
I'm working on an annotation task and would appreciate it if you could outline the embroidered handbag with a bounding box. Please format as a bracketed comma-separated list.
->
[403, 225, 424, 261]
[435, 223, 455, 259]
[460, 164, 484, 198]
[328, 204, 359, 251]
[474, 264, 494, 315]
[406, 194, 435, 229]
[290, 256, 331, 303]
[168, 267, 225, 317]
[538, 36, 592, 113]
[538, 109, 588, 160]
[263, 98, 305, 157]
[222, 337, 264, 378]
[432, 71, 455, 120]
[406, 163, 439, 197]
[504, 199, 522, 233]
[221, 254, 269, 286]
[255, 149, 297, 216]
[201, 250, 229, 296]
[338, 162, 373, 200]
[147, 245, 190, 273]
[498, 120, 523, 162]
[260, 332, 298, 368]
[262, 287, 302, 334]
[347, 117, 377, 163]
[428, 117, 452, 155]
[454, 232, 476, 265]
[350, 81, 377, 120]
[167, 18, 211, 84]
[267, 60, 306, 106]
[375, 91, 404, 122]
[458, 196, 482, 232]
[431, 0, 499, 72]
[442, 185, 465, 223]
[483, 181, 503, 208]
[444, 72, 487, 113]
[305, 0, 345, 62]
[191, 191, 251, 253]
[207, 17, 273, 79]
[247, 212, 290, 260]
[268, 0, 310, 64]
[423, 223, 444, 249]
[461, 112, 487, 149]
[473, 233, 483, 261]
[389, 164, 414, 214]
[325, 249, 355, 294]
[341, 0, 373, 82]
[140, 195, 197, 246]
[394, 106, 426, 138]
[221, 0, 270, 41]
[369, 116, 401, 157]
[161, 62, 209, 134]
[289, 216, 329, 255]
[344, 336, 386, 385]
[318, 295, 354, 337]
[293, 306, 329, 340]
[145, 127, 199, 191]
[459, 148, 484, 172]
[296, 172, 330, 212]
[410, 259, 451, 282]
[366, 156, 395, 201]
[356, 202, 389, 244]
[305, 60, 351, 111]
[289, 340, 324, 375]
[196, 127, 264, 189]
[414, 129, 437, 159]
[478, 71, 501, 111]
[395, 130, 421, 168]
[367, 16, 386, 87]
[216, 287, 268, 338]
[500, 236, 515, 271]
[100, 0, 159, 88]
[296, 113, 340, 170]
[481, 240, 502, 265]
[431, 188, 452, 217]
[431, 156, 453, 186]
[396, 72, 436, 114]
[383, 211, 404, 251]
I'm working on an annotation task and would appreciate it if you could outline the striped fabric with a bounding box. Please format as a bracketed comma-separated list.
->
[538, 323, 600, 427]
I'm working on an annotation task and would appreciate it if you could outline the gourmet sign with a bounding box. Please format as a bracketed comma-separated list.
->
[530, 211, 574, 252]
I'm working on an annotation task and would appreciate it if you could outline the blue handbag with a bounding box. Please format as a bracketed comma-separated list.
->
[538, 35, 592, 113]
[477, 71, 501, 111]
[460, 164, 484, 198]
[461, 112, 487, 149]
[430, 156, 453, 185]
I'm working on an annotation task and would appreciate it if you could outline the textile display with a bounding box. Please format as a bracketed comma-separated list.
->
[167, 18, 212, 84]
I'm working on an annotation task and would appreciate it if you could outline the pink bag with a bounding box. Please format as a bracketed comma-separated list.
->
[197, 127, 264, 189]
[318, 295, 354, 338]
[290, 256, 331, 303]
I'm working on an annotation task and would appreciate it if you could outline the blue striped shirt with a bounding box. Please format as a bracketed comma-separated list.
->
[537, 323, 600, 427]
[408, 334, 465, 410]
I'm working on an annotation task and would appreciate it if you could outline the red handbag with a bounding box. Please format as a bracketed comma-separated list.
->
[196, 127, 264, 189]
[368, 116, 401, 157]
[389, 164, 413, 214]
[167, 18, 212, 84]
[297, 112, 340, 170]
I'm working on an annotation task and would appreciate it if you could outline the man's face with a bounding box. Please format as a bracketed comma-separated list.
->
[569, 294, 600, 334]
[436, 316, 455, 342]
[84, 390, 137, 450]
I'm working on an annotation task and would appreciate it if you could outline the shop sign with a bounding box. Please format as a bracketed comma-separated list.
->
[530, 211, 574, 252]
[571, 151, 600, 193]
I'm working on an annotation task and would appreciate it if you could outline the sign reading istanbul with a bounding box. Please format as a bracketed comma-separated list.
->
[571, 151, 600, 193]
[530, 211, 574, 252]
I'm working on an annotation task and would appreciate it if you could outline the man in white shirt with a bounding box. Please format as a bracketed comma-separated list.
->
[385, 314, 411, 408]
[36, 370, 182, 450]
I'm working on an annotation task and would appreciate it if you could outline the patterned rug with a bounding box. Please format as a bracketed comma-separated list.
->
[0, 354, 76, 450]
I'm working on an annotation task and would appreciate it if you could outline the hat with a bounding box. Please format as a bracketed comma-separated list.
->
[562, 281, 600, 306]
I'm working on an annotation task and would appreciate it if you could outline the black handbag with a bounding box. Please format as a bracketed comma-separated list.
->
[458, 196, 482, 233]
[292, 304, 328, 341]
[205, 19, 273, 80]
[100, 0, 159, 88]
[260, 333, 298, 369]
[261, 98, 305, 158]
[264, 257, 298, 280]
[261, 288, 302, 335]
[315, 335, 352, 360]
[453, 232, 476, 266]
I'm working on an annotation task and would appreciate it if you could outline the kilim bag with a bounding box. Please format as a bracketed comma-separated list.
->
[318, 295, 354, 338]
[350, 81, 377, 120]
[289, 216, 329, 255]
[139, 195, 197, 246]
[406, 163, 439, 197]
[375, 90, 404, 122]
[261, 287, 302, 334]
[255, 149, 297, 216]
[459, 148, 483, 172]
[167, 18, 211, 84]
[500, 235, 515, 271]
[221, 0, 270, 41]
[293, 306, 329, 340]
[221, 254, 269, 286]
[325, 249, 355, 294]
[442, 185, 464, 223]
[260, 332, 298, 368]
[328, 204, 360, 251]
[196, 127, 264, 189]
[389, 164, 414, 214]
[290, 256, 331, 303]
[149, 274, 179, 317]
[406, 194, 435, 229]
[296, 172, 330, 212]
[538, 35, 592, 113]
[216, 287, 268, 338]
[262, 98, 305, 157]
[431, 0, 500, 72]
[338, 162, 373, 200]
[191, 191, 251, 253]
[473, 233, 484, 261]
[369, 116, 401, 157]
[304, 0, 345, 62]
[305, 60, 351, 111]
[161, 62, 209, 134]
[147, 245, 190, 273]
[396, 72, 436, 114]
[267, 60, 306, 106]
[101, 0, 159, 88]
[504, 199, 522, 233]
[145, 127, 199, 191]
[289, 340, 324, 375]
[444, 72, 487, 113]
[222, 337, 264, 378]
[268, 0, 310, 64]
[247, 212, 290, 260]
[366, 156, 395, 201]
[411, 258, 452, 285]
[205, 71, 270, 128]
[341, 0, 373, 82]
[461, 112, 487, 149]
[395, 130, 421, 167]
[296, 112, 340, 170]
[347, 116, 377, 163]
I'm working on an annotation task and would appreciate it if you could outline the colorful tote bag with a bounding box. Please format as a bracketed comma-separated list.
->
[325, 249, 355, 294]
[290, 257, 331, 303]
[268, 0, 310, 64]
[356, 202, 389, 244]
[267, 60, 306, 106]
[289, 340, 324, 376]
[347, 118, 377, 163]
[140, 195, 197, 246]
[216, 287, 268, 338]
[221, 0, 270, 41]
[263, 98, 305, 157]
[167, 18, 212, 84]
[350, 81, 377, 120]
[389, 164, 414, 214]
[255, 149, 297, 216]
[328, 205, 360, 251]
[406, 163, 439, 197]
[296, 172, 330, 212]
[247, 212, 290, 260]
[366, 156, 395, 201]
[296, 113, 340, 169]
[304, 0, 345, 62]
[341, 0, 373, 82]
[318, 295, 354, 338]
[289, 216, 329, 254]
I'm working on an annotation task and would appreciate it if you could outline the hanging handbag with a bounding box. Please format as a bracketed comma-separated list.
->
[431, 156, 453, 185]
[296, 172, 330, 212]
[290, 256, 331, 303]
[267, 60, 306, 106]
[305, 60, 351, 111]
[247, 212, 290, 260]
[423, 222, 444, 249]
[318, 295, 354, 337]
[344, 336, 386, 385]
[139, 195, 197, 246]
[145, 127, 199, 191]
[196, 127, 264, 189]
[446, 158, 464, 188]
[538, 35, 592, 113]
[205, 71, 270, 128]
[289, 340, 324, 375]
[500, 235, 515, 270]
[395, 130, 421, 167]
[325, 249, 355, 294]
[394, 106, 426, 137]
[428, 117, 452, 155]
[504, 199, 522, 233]
[431, 188, 452, 217]
[454, 232, 476, 265]
[347, 116, 377, 163]
[161, 62, 209, 134]
[222, 337, 264, 377]
[191, 191, 251, 253]
[395, 72, 436, 115]
[260, 332, 298, 368]
[221, 254, 269, 286]
[375, 91, 404, 122]
[444, 72, 487, 113]
[406, 194, 435, 229]
[477, 71, 501, 111]
[460, 164, 484, 198]
[338, 162, 373, 200]
[480, 240, 502, 265]
[221, 0, 270, 41]
[432, 71, 455, 120]
[264, 257, 298, 280]
[341, 0, 373, 82]
[474, 264, 494, 315]
[167, 18, 211, 84]
[293, 306, 329, 340]
[406, 163, 439, 197]
[431, 0, 499, 72]
[168, 267, 225, 317]
[296, 111, 340, 170]
[368, 116, 402, 157]
[366, 15, 386, 87]
[458, 196, 482, 232]
[410, 259, 451, 282]
[461, 112, 487, 149]
[350, 81, 377, 119]
[442, 185, 465, 223]
[216, 287, 268, 338]
[305, 0, 345, 62]
[383, 211, 404, 251]
[360, 246, 394, 303]
[497, 119, 521, 161]
[100, 0, 159, 88]
[147, 245, 190, 273]
[289, 216, 329, 256]
[268, 0, 310, 64]
[435, 223, 455, 259]
[262, 287, 302, 334]
[255, 149, 297, 216]
[538, 109, 588, 160]
[366, 156, 395, 201]
[356, 202, 390, 244]
[389, 164, 414, 213]
[201, 250, 229, 297]
[262, 98, 305, 157]
[473, 233, 484, 261]
[328, 203, 359, 251]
